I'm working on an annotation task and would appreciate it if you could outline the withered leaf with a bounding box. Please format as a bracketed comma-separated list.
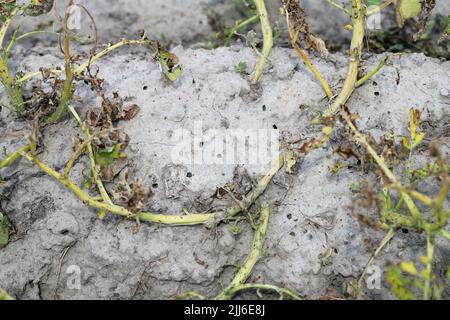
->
[122, 104, 140, 121]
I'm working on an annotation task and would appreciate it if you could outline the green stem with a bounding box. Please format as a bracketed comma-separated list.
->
[438, 230, 450, 241]
[355, 56, 388, 88]
[67, 105, 113, 212]
[223, 283, 301, 300]
[17, 151, 283, 227]
[252, 0, 273, 83]
[0, 9, 25, 113]
[342, 111, 423, 223]
[0, 57, 25, 113]
[0, 287, 14, 300]
[215, 206, 271, 300]
[225, 15, 259, 46]
[423, 234, 435, 300]
[324, 0, 351, 16]
[366, 0, 396, 16]
[0, 145, 31, 169]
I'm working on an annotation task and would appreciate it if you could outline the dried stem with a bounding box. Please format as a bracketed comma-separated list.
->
[17, 39, 155, 84]
[354, 228, 396, 298]
[283, 5, 334, 99]
[423, 234, 435, 300]
[324, 0, 365, 116]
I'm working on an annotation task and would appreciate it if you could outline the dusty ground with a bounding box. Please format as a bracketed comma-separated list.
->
[0, 1, 449, 300]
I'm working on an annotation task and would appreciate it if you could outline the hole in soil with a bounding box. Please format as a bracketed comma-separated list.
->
[262, 105, 266, 111]
[60, 229, 69, 235]
[402, 228, 409, 234]
[374, 91, 380, 96]
[152, 183, 159, 189]
[289, 232, 296, 237]
[273, 124, 278, 130]
[143, 85, 148, 90]
[186, 172, 193, 178]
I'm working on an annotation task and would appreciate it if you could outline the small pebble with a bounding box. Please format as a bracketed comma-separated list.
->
[440, 88, 450, 97]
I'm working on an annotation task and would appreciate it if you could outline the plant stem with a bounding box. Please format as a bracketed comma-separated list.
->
[252, 0, 273, 83]
[0, 287, 14, 300]
[67, 105, 112, 208]
[222, 283, 302, 300]
[0, 145, 31, 169]
[341, 111, 423, 223]
[0, 9, 18, 47]
[17, 151, 283, 227]
[0, 8, 26, 113]
[423, 234, 435, 300]
[17, 39, 155, 84]
[46, 4, 74, 124]
[355, 228, 396, 298]
[284, 7, 334, 99]
[355, 56, 388, 88]
[438, 230, 450, 241]
[366, 0, 396, 16]
[324, 0, 365, 116]
[324, 0, 351, 16]
[215, 205, 270, 300]
[0, 58, 25, 113]
[225, 15, 259, 46]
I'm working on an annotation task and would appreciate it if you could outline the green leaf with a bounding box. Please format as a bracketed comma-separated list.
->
[0, 213, 11, 247]
[94, 144, 123, 167]
[401, 261, 418, 276]
[387, 267, 416, 300]
[228, 222, 242, 235]
[397, 0, 422, 26]
[158, 50, 183, 82]
[234, 61, 247, 74]
[365, 0, 381, 7]
[412, 132, 425, 149]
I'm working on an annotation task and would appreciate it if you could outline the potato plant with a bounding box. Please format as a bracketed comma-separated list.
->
[0, 0, 449, 300]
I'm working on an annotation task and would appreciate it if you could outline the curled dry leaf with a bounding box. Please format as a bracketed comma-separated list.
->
[112, 168, 152, 214]
[281, 0, 329, 58]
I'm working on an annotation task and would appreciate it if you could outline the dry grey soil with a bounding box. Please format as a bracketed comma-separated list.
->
[0, 1, 449, 300]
